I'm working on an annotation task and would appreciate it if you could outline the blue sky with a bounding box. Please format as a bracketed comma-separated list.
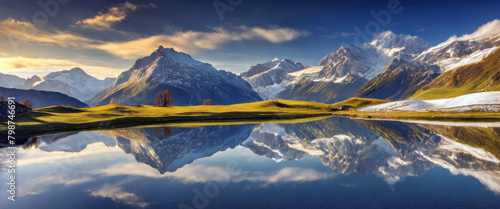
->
[0, 0, 499, 78]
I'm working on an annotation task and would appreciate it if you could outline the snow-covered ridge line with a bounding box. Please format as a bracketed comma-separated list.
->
[359, 91, 500, 112]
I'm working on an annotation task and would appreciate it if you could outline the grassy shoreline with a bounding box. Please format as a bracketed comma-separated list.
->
[1, 98, 499, 140]
[1, 100, 335, 139]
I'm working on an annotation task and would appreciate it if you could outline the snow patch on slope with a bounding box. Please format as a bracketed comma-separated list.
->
[360, 91, 500, 112]
[438, 46, 498, 72]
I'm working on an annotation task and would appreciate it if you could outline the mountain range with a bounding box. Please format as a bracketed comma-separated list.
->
[0, 86, 87, 108]
[31, 68, 115, 102]
[1, 19, 499, 108]
[241, 20, 500, 103]
[0, 68, 114, 107]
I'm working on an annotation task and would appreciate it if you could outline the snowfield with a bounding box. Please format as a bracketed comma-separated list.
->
[438, 46, 499, 72]
[359, 91, 500, 112]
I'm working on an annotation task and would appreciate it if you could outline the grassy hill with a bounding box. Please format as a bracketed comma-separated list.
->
[412, 48, 500, 99]
[0, 100, 335, 139]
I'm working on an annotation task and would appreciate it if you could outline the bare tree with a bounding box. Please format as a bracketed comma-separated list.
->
[203, 98, 212, 105]
[109, 98, 116, 104]
[21, 99, 33, 109]
[155, 127, 174, 138]
[154, 89, 173, 107]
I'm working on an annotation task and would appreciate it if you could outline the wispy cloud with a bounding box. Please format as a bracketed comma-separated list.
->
[88, 185, 150, 208]
[0, 18, 97, 48]
[76, 2, 156, 29]
[446, 19, 500, 42]
[0, 56, 124, 79]
[320, 31, 355, 39]
[0, 56, 79, 69]
[417, 28, 426, 32]
[95, 26, 310, 59]
[0, 18, 309, 60]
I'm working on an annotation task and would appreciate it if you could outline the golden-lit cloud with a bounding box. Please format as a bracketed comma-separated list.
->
[0, 56, 80, 69]
[95, 27, 310, 59]
[0, 18, 97, 48]
[76, 2, 156, 29]
[0, 18, 308, 60]
[0, 56, 124, 79]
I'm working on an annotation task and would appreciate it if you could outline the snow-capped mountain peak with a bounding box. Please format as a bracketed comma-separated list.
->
[90, 46, 261, 106]
[156, 46, 203, 67]
[31, 67, 115, 102]
[369, 31, 432, 57]
[413, 19, 500, 72]
[318, 32, 431, 81]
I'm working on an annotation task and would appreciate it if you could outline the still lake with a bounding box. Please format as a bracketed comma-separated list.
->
[1, 116, 499, 209]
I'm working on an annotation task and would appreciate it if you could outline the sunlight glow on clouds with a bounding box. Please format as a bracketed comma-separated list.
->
[0, 18, 97, 48]
[0, 56, 124, 79]
[0, 56, 79, 69]
[0, 17, 309, 61]
[76, 2, 156, 29]
[94, 26, 310, 59]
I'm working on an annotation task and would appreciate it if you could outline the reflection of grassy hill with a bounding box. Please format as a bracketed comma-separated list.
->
[412, 49, 500, 99]
[360, 120, 439, 157]
[0, 100, 334, 139]
[420, 125, 500, 160]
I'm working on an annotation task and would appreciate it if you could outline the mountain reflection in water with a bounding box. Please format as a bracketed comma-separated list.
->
[2, 117, 500, 209]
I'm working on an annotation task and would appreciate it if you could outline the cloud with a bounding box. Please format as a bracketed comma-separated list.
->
[76, 2, 156, 29]
[0, 56, 124, 79]
[320, 31, 355, 39]
[0, 18, 308, 60]
[89, 185, 150, 208]
[94, 26, 309, 59]
[0, 56, 79, 69]
[0, 18, 97, 48]
[417, 28, 426, 32]
[446, 19, 500, 42]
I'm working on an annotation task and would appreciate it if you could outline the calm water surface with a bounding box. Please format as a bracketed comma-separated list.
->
[1, 117, 499, 209]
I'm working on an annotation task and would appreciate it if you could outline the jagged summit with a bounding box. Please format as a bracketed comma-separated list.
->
[413, 22, 500, 72]
[319, 32, 431, 81]
[91, 46, 262, 106]
[154, 46, 202, 67]
[239, 58, 309, 99]
[369, 31, 432, 57]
